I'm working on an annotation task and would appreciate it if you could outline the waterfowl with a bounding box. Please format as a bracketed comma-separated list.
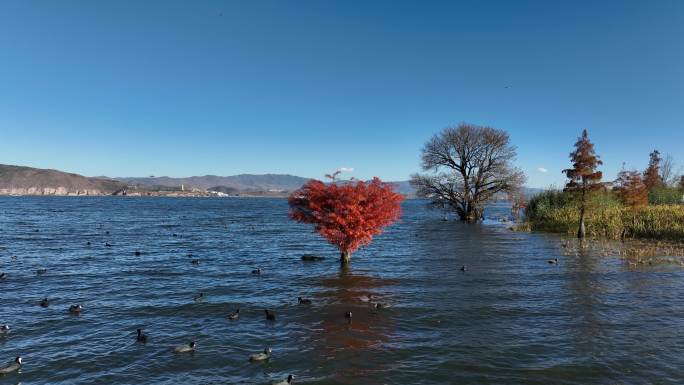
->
[10, 255, 17, 260]
[548, 258, 559, 264]
[297, 297, 312, 305]
[0, 273, 6, 280]
[228, 308, 240, 320]
[193, 292, 206, 302]
[191, 259, 200, 265]
[0, 357, 21, 375]
[301, 254, 324, 261]
[105, 231, 110, 235]
[105, 242, 112, 247]
[173, 341, 196, 353]
[264, 309, 276, 321]
[249, 347, 272, 361]
[252, 268, 262, 275]
[36, 268, 48, 275]
[69, 304, 83, 314]
[460, 265, 467, 272]
[136, 328, 148, 343]
[373, 302, 391, 310]
[358, 295, 372, 302]
[86, 241, 91, 246]
[272, 374, 295, 385]
[173, 233, 178, 237]
[0, 325, 9, 335]
[40, 298, 49, 308]
[345, 311, 352, 319]
[134, 250, 141, 256]
[186, 252, 193, 257]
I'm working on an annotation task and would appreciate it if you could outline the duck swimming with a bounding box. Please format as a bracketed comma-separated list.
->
[460, 265, 467, 272]
[252, 268, 262, 275]
[190, 259, 200, 265]
[249, 347, 272, 361]
[272, 374, 295, 385]
[0, 357, 21, 375]
[40, 298, 49, 308]
[134, 250, 141, 256]
[228, 308, 240, 320]
[36, 268, 48, 275]
[548, 258, 559, 264]
[0, 273, 6, 280]
[173, 341, 196, 353]
[264, 309, 276, 321]
[136, 328, 148, 343]
[358, 294, 372, 302]
[69, 304, 83, 314]
[297, 297, 312, 305]
[0, 325, 9, 335]
[345, 311, 352, 319]
[193, 293, 206, 302]
[373, 302, 391, 310]
[105, 242, 112, 247]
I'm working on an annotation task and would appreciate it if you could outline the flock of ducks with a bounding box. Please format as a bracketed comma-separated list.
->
[0, 232, 395, 384]
[0, 221, 573, 381]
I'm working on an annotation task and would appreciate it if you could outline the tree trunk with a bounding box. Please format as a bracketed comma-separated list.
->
[457, 200, 480, 222]
[340, 250, 351, 264]
[577, 206, 586, 239]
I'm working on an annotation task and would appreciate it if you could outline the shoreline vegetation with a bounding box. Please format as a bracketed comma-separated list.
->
[514, 130, 684, 252]
[520, 190, 684, 241]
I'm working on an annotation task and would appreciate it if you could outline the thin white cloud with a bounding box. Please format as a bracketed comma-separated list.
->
[537, 167, 548, 173]
[337, 167, 354, 173]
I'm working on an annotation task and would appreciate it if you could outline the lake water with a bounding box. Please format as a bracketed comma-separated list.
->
[0, 197, 683, 384]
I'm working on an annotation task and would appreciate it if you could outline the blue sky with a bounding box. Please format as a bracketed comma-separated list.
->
[1, 0, 682, 187]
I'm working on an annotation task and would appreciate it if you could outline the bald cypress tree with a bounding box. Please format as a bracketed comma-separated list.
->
[643, 150, 664, 191]
[562, 130, 603, 239]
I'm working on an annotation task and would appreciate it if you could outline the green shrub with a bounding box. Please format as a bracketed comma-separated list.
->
[649, 187, 684, 205]
[526, 189, 575, 221]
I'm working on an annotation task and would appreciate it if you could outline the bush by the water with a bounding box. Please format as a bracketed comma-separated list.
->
[649, 187, 684, 205]
[525, 190, 684, 240]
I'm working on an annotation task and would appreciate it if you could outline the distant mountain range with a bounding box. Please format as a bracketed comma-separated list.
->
[0, 164, 543, 197]
[117, 174, 311, 192]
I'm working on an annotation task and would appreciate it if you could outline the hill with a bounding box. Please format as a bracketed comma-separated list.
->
[0, 164, 546, 198]
[0, 164, 126, 195]
[117, 174, 312, 192]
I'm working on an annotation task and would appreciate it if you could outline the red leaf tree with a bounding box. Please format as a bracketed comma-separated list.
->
[288, 176, 404, 264]
[615, 169, 648, 208]
[643, 150, 664, 191]
[562, 129, 603, 239]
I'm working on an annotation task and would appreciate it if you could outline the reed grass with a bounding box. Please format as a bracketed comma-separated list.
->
[525, 190, 684, 241]
[528, 204, 684, 240]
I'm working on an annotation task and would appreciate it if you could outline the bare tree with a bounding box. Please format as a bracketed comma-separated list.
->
[410, 123, 525, 222]
[660, 154, 679, 186]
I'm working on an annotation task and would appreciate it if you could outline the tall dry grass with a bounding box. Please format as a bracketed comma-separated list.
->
[526, 191, 684, 241]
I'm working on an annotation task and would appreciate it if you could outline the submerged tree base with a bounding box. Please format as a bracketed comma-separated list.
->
[340, 251, 351, 264]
